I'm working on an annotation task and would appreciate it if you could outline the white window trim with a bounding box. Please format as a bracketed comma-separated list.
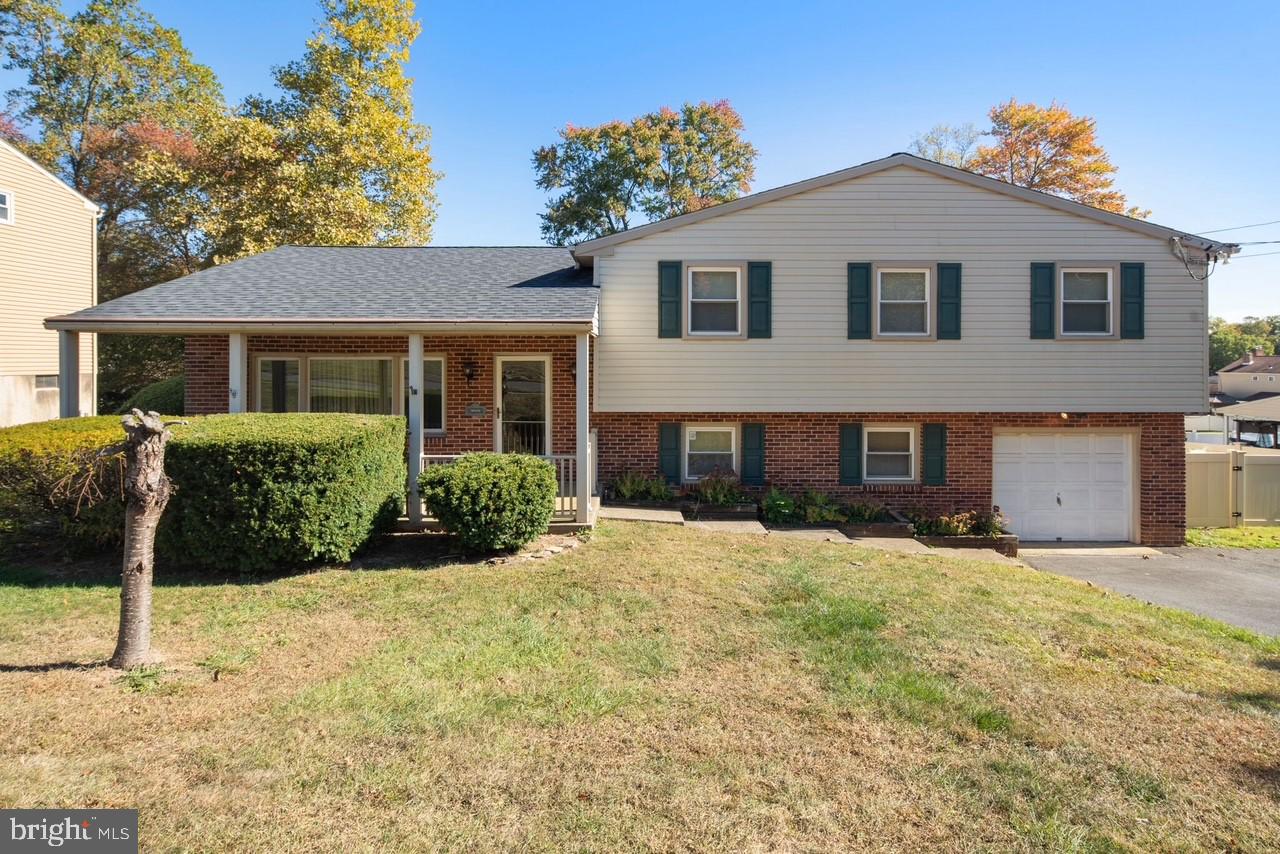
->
[863, 425, 917, 483]
[876, 268, 931, 337]
[682, 423, 737, 482]
[400, 354, 447, 433]
[687, 266, 741, 337]
[493, 353, 553, 454]
[255, 354, 414, 416]
[0, 188, 13, 225]
[1060, 268, 1113, 337]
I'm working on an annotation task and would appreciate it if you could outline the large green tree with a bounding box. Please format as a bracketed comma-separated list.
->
[533, 100, 758, 245]
[1210, 316, 1279, 372]
[2, 0, 223, 408]
[3, 0, 439, 407]
[238, 0, 438, 251]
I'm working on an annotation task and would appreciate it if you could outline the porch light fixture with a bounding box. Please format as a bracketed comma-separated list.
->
[461, 360, 479, 384]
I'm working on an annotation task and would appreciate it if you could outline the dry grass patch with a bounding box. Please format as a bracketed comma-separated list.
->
[1187, 526, 1280, 549]
[1, 522, 1278, 851]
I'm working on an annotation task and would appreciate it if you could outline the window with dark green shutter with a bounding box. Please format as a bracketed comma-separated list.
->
[922, 423, 947, 485]
[838, 423, 863, 485]
[937, 263, 961, 339]
[658, 261, 681, 338]
[747, 262, 772, 338]
[1030, 262, 1055, 339]
[1120, 262, 1144, 339]
[847, 263, 871, 339]
[742, 423, 765, 485]
[658, 423, 680, 484]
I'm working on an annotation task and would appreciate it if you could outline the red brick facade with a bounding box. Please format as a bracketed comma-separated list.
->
[185, 333, 586, 456]
[184, 335, 1185, 545]
[593, 411, 1186, 546]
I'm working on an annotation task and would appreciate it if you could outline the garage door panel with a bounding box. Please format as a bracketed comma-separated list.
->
[993, 432, 1133, 542]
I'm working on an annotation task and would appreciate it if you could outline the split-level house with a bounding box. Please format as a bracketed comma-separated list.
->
[1, 138, 99, 425]
[45, 154, 1239, 545]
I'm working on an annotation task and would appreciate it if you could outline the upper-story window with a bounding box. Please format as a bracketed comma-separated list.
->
[687, 267, 740, 336]
[1061, 269, 1112, 335]
[0, 189, 13, 224]
[877, 268, 930, 336]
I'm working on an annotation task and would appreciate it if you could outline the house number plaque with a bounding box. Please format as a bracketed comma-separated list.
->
[465, 404, 487, 418]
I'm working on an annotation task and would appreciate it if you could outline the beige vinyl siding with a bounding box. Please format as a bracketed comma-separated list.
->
[0, 144, 96, 379]
[594, 165, 1207, 413]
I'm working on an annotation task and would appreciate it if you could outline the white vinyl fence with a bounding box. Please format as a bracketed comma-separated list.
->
[1187, 448, 1280, 527]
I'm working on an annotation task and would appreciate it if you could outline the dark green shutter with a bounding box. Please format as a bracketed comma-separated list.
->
[937, 263, 962, 339]
[658, 261, 681, 338]
[1120, 262, 1145, 339]
[838, 423, 862, 485]
[747, 262, 772, 338]
[658, 423, 681, 484]
[742, 423, 765, 485]
[1030, 262, 1055, 339]
[847, 263, 872, 339]
[922, 423, 947, 486]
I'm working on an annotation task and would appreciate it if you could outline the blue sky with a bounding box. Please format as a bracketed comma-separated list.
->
[11, 1, 1280, 319]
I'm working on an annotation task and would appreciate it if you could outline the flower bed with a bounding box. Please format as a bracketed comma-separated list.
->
[906, 508, 1019, 556]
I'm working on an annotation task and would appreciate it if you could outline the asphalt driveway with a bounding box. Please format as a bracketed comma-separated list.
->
[1021, 547, 1280, 636]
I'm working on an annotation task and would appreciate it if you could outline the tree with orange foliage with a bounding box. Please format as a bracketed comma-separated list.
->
[968, 99, 1149, 219]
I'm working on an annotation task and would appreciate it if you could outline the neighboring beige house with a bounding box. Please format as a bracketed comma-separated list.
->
[0, 138, 100, 426]
[1215, 347, 1280, 402]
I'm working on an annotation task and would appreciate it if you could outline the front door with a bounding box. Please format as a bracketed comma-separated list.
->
[495, 356, 549, 455]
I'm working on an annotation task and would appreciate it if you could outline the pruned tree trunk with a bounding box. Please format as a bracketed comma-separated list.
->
[109, 409, 178, 670]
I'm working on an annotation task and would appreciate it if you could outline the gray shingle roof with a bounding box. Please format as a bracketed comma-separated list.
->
[53, 245, 597, 324]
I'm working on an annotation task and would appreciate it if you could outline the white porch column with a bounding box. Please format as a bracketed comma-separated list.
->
[228, 332, 247, 413]
[575, 332, 591, 523]
[407, 333, 425, 523]
[57, 330, 80, 418]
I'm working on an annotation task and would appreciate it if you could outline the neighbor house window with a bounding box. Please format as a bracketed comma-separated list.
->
[257, 358, 300, 412]
[864, 426, 915, 482]
[0, 190, 12, 224]
[1061, 269, 1112, 335]
[685, 424, 736, 480]
[34, 374, 58, 391]
[877, 269, 930, 336]
[688, 267, 740, 336]
[309, 358, 394, 414]
[402, 357, 445, 431]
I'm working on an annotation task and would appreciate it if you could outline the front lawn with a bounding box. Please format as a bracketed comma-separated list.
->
[1, 523, 1278, 850]
[1187, 526, 1280, 549]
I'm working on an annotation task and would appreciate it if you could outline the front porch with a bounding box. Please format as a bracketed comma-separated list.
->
[55, 327, 597, 528]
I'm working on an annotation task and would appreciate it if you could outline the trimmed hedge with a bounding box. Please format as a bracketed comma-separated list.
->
[0, 413, 406, 572]
[115, 375, 184, 416]
[159, 414, 406, 572]
[420, 452, 556, 552]
[0, 416, 127, 548]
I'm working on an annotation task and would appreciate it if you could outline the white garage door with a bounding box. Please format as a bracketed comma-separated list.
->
[993, 433, 1133, 542]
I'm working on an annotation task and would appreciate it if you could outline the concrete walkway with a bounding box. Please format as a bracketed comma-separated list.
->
[598, 506, 1021, 564]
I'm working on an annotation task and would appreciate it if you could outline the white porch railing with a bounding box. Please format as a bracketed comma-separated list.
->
[421, 453, 579, 520]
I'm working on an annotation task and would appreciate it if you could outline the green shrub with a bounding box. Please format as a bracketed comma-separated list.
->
[907, 507, 1006, 537]
[610, 470, 674, 502]
[796, 490, 846, 524]
[691, 471, 749, 506]
[419, 452, 557, 552]
[159, 414, 406, 572]
[760, 487, 798, 525]
[0, 414, 407, 569]
[0, 415, 127, 549]
[844, 501, 891, 524]
[115, 375, 184, 415]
